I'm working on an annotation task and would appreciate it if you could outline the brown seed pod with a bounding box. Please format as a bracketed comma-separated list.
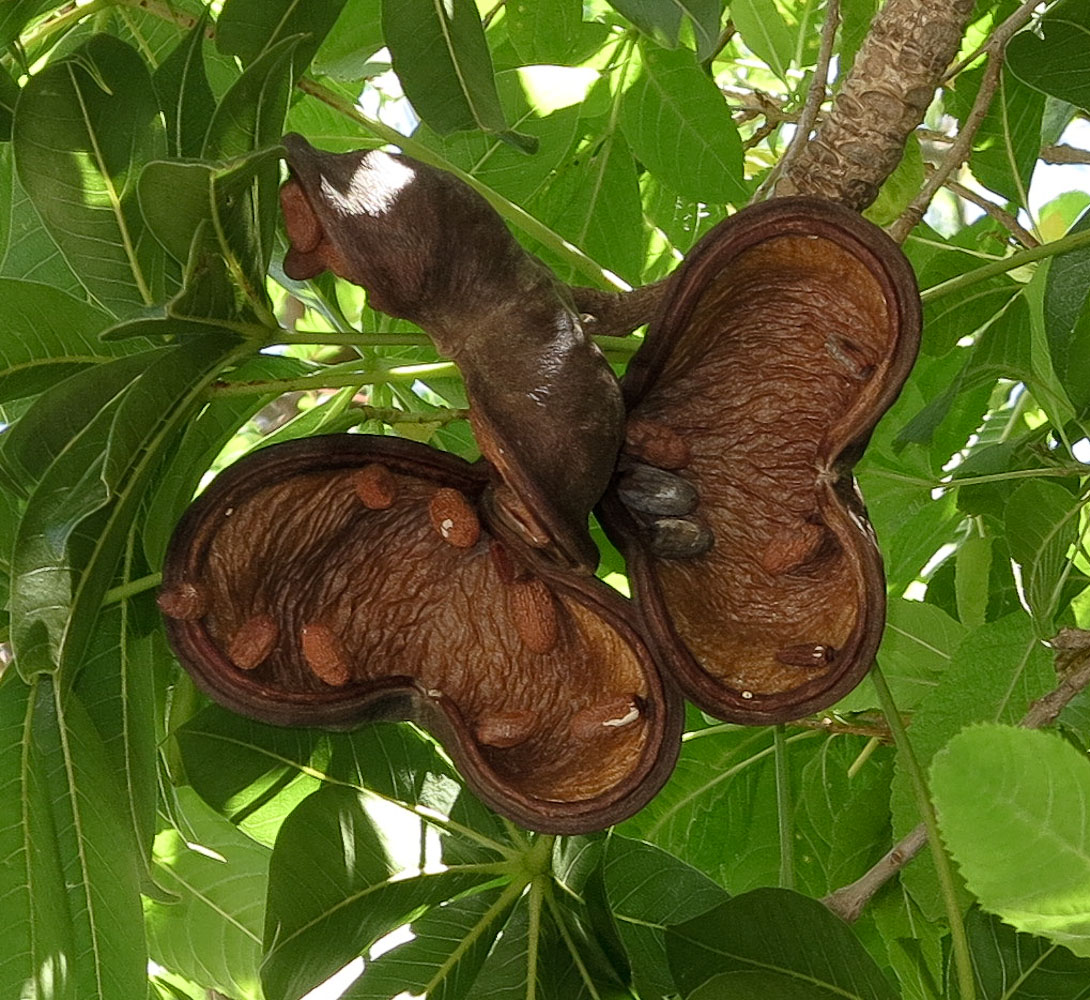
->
[429, 488, 481, 548]
[160, 435, 682, 834]
[600, 197, 920, 724]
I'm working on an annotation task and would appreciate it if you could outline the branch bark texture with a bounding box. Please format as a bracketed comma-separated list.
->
[778, 0, 975, 210]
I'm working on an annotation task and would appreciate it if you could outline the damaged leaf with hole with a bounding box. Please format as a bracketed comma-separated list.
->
[159, 435, 682, 833]
[599, 197, 921, 724]
[278, 133, 624, 574]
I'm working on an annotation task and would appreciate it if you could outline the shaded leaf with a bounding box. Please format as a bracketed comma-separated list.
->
[932, 725, 1090, 957]
[731, 0, 795, 82]
[506, 0, 609, 64]
[1008, 0, 1090, 114]
[153, 10, 216, 159]
[217, 0, 347, 73]
[606, 0, 722, 59]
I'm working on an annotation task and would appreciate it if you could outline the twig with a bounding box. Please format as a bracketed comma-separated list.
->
[762, 0, 839, 199]
[889, 0, 1042, 242]
[1042, 144, 1090, 166]
[944, 179, 1040, 248]
[823, 637, 1090, 923]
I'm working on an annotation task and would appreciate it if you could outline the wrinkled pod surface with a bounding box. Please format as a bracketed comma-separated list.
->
[600, 197, 921, 724]
[279, 134, 624, 575]
[159, 435, 682, 833]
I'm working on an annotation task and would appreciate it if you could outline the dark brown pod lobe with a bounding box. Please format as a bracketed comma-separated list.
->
[279, 134, 623, 574]
[599, 197, 921, 724]
[160, 434, 682, 833]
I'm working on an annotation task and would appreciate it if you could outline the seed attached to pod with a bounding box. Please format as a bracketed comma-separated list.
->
[301, 623, 352, 686]
[475, 708, 538, 748]
[507, 577, 560, 654]
[624, 417, 691, 470]
[775, 643, 836, 669]
[429, 488, 481, 548]
[353, 463, 397, 509]
[617, 463, 699, 517]
[761, 521, 828, 575]
[571, 696, 641, 741]
[227, 614, 279, 671]
[157, 581, 208, 620]
[648, 517, 714, 559]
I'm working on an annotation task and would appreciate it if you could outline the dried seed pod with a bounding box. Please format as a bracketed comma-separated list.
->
[429, 488, 481, 548]
[600, 197, 920, 724]
[280, 134, 623, 574]
[157, 581, 208, 620]
[616, 463, 699, 517]
[506, 577, 559, 655]
[353, 463, 397, 509]
[227, 615, 279, 671]
[160, 435, 682, 834]
[624, 417, 691, 470]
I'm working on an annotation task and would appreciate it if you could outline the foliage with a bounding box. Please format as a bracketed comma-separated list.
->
[1, 1, 1090, 999]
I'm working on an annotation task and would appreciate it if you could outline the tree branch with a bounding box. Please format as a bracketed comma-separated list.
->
[779, 0, 975, 209]
[943, 178, 1040, 248]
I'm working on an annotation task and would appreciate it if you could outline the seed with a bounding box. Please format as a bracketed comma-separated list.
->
[157, 582, 208, 620]
[775, 643, 836, 669]
[507, 577, 559, 654]
[571, 697, 641, 740]
[227, 615, 279, 671]
[301, 624, 352, 686]
[429, 488, 480, 548]
[648, 517, 714, 559]
[761, 522, 827, 575]
[475, 709, 538, 748]
[624, 417, 691, 470]
[353, 463, 397, 509]
[617, 463, 699, 517]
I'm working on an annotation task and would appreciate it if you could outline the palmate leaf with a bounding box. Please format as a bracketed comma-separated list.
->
[382, 0, 535, 151]
[932, 726, 1090, 958]
[12, 34, 167, 317]
[0, 671, 146, 1000]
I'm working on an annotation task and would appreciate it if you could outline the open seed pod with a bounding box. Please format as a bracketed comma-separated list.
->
[599, 197, 921, 724]
[279, 134, 623, 574]
[159, 435, 682, 833]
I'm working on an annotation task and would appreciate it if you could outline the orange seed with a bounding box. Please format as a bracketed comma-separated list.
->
[507, 577, 559, 654]
[301, 624, 352, 686]
[227, 615, 279, 671]
[429, 488, 480, 548]
[353, 463, 398, 509]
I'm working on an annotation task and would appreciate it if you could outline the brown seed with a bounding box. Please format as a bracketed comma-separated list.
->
[301, 624, 352, 686]
[429, 488, 480, 548]
[157, 582, 208, 620]
[507, 577, 559, 654]
[227, 615, 279, 671]
[353, 463, 397, 509]
[761, 522, 827, 575]
[571, 697, 641, 741]
[775, 644, 836, 669]
[648, 516, 714, 559]
[475, 709, 538, 748]
[617, 463, 698, 517]
[624, 417, 691, 470]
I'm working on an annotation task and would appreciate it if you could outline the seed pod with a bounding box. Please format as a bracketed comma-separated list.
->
[157, 581, 208, 620]
[301, 624, 352, 687]
[353, 463, 397, 509]
[227, 615, 279, 671]
[506, 577, 560, 655]
[429, 488, 481, 548]
[616, 463, 699, 517]
[624, 417, 691, 470]
[599, 197, 920, 724]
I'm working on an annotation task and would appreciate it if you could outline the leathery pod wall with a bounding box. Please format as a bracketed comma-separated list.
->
[160, 140, 920, 832]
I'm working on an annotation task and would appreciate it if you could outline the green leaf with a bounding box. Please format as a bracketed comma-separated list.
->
[0, 65, 18, 142]
[666, 887, 900, 999]
[606, 0, 723, 59]
[506, 0, 609, 65]
[153, 10, 217, 158]
[311, 0, 386, 80]
[382, 0, 535, 151]
[217, 0, 347, 73]
[261, 785, 499, 1000]
[1004, 480, 1083, 632]
[146, 787, 270, 1000]
[1008, 0, 1090, 114]
[0, 673, 147, 1000]
[970, 68, 1045, 207]
[12, 34, 166, 316]
[731, 0, 795, 83]
[965, 906, 1090, 999]
[0, 277, 119, 403]
[602, 834, 729, 999]
[0, 0, 54, 50]
[955, 534, 992, 630]
[932, 725, 1090, 957]
[690, 970, 845, 999]
[619, 43, 746, 204]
